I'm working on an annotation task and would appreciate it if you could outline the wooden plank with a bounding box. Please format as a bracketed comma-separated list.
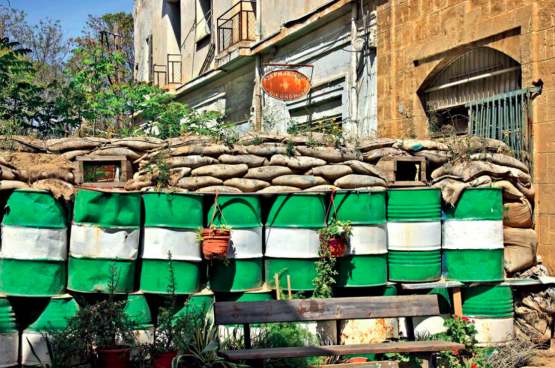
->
[214, 295, 440, 325]
[75, 155, 127, 161]
[310, 362, 399, 368]
[402, 281, 464, 290]
[452, 287, 463, 317]
[218, 341, 466, 360]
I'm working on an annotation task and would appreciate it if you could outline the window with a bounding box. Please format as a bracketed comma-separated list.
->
[196, 0, 212, 42]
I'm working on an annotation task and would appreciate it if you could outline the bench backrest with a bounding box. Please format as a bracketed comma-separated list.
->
[214, 295, 439, 325]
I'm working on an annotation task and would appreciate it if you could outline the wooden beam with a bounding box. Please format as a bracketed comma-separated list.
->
[214, 295, 440, 325]
[452, 287, 463, 317]
[218, 341, 466, 360]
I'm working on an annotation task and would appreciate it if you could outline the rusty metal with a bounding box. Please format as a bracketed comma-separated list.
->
[261, 70, 311, 101]
[217, 1, 256, 52]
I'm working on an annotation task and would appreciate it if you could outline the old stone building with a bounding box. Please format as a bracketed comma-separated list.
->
[375, 0, 555, 273]
[133, 0, 377, 136]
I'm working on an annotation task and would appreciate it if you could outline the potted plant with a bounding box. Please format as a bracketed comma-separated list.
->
[198, 224, 232, 260]
[318, 218, 353, 258]
[68, 265, 136, 368]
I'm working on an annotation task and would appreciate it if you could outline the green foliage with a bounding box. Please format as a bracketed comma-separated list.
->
[147, 153, 172, 190]
[26, 333, 82, 368]
[313, 218, 352, 299]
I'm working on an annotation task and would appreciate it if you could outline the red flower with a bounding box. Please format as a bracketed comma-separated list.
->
[471, 363, 477, 368]
[453, 350, 459, 356]
[462, 316, 469, 322]
[454, 315, 458, 319]
[472, 319, 475, 324]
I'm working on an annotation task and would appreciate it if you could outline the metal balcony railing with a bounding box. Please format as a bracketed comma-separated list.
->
[153, 64, 167, 88]
[217, 1, 256, 53]
[167, 54, 182, 84]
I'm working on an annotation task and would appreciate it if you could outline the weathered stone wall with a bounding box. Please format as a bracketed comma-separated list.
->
[375, 0, 555, 274]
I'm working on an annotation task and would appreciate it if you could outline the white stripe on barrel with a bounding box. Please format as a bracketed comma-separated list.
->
[227, 228, 263, 259]
[0, 332, 18, 368]
[473, 317, 514, 346]
[70, 224, 139, 259]
[399, 314, 450, 337]
[442, 220, 504, 249]
[0, 226, 67, 260]
[141, 228, 201, 261]
[347, 225, 387, 255]
[387, 222, 441, 251]
[21, 331, 51, 366]
[265, 228, 320, 258]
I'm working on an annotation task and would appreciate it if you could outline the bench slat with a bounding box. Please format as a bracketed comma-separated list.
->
[218, 341, 465, 360]
[214, 295, 439, 325]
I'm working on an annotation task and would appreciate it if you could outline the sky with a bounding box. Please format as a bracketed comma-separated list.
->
[7, 0, 133, 38]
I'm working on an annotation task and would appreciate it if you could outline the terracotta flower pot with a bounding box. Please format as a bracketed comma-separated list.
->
[202, 229, 231, 259]
[328, 236, 347, 257]
[151, 351, 178, 368]
[95, 346, 131, 368]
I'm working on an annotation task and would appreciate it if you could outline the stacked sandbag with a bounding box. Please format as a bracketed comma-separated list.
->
[430, 142, 537, 275]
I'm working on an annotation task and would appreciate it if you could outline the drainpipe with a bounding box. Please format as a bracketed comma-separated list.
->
[349, 2, 359, 137]
[256, 0, 262, 42]
[255, 54, 263, 131]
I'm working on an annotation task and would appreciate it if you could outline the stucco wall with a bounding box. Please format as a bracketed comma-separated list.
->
[375, 0, 555, 274]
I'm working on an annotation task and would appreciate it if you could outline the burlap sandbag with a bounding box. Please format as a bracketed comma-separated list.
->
[91, 147, 145, 160]
[493, 180, 525, 201]
[346, 137, 396, 152]
[32, 179, 75, 201]
[470, 153, 529, 173]
[125, 174, 154, 191]
[394, 139, 448, 152]
[303, 185, 340, 192]
[111, 137, 163, 151]
[413, 150, 451, 166]
[431, 161, 531, 187]
[16, 164, 75, 183]
[307, 165, 353, 180]
[503, 198, 533, 228]
[432, 176, 492, 205]
[196, 185, 243, 194]
[167, 155, 219, 169]
[168, 168, 192, 186]
[342, 160, 387, 181]
[503, 227, 538, 273]
[334, 174, 387, 189]
[223, 178, 270, 192]
[61, 150, 91, 160]
[191, 164, 248, 179]
[177, 176, 223, 190]
[167, 135, 212, 148]
[240, 131, 289, 144]
[446, 136, 511, 154]
[295, 146, 358, 163]
[47, 137, 106, 152]
[238, 143, 289, 157]
[171, 144, 230, 157]
[0, 136, 46, 152]
[0, 180, 30, 190]
[272, 175, 328, 189]
[270, 155, 326, 170]
[218, 154, 266, 168]
[363, 147, 410, 162]
[0, 165, 16, 180]
[288, 133, 327, 146]
[516, 181, 535, 202]
[257, 186, 301, 193]
[244, 166, 295, 181]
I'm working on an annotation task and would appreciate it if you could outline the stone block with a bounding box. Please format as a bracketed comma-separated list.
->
[534, 153, 555, 184]
[538, 184, 555, 216]
[535, 122, 555, 153]
[538, 243, 555, 276]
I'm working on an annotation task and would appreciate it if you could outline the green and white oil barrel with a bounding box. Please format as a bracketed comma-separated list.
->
[21, 295, 79, 365]
[462, 286, 514, 345]
[68, 189, 142, 293]
[443, 188, 504, 282]
[399, 288, 452, 336]
[140, 192, 203, 293]
[265, 193, 326, 291]
[387, 188, 442, 282]
[0, 190, 67, 296]
[338, 285, 399, 349]
[0, 296, 18, 367]
[208, 195, 263, 292]
[124, 293, 154, 345]
[332, 189, 387, 287]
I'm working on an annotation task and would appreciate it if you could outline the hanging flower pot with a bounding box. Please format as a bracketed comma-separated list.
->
[95, 346, 131, 368]
[201, 191, 232, 260]
[328, 235, 347, 257]
[319, 189, 353, 258]
[151, 351, 178, 368]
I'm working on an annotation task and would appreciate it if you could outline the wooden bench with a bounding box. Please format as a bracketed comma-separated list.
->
[215, 295, 464, 367]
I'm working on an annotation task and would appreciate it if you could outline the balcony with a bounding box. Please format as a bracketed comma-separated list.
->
[152, 54, 182, 88]
[217, 1, 256, 53]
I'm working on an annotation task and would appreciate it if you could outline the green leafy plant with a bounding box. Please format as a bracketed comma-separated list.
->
[313, 218, 353, 299]
[147, 153, 172, 190]
[25, 333, 84, 368]
[196, 224, 233, 242]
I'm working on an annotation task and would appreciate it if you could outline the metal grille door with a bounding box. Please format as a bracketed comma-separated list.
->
[466, 87, 539, 174]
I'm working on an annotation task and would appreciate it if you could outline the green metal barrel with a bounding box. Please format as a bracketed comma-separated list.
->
[0, 296, 18, 367]
[124, 293, 154, 344]
[443, 188, 504, 282]
[207, 195, 263, 292]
